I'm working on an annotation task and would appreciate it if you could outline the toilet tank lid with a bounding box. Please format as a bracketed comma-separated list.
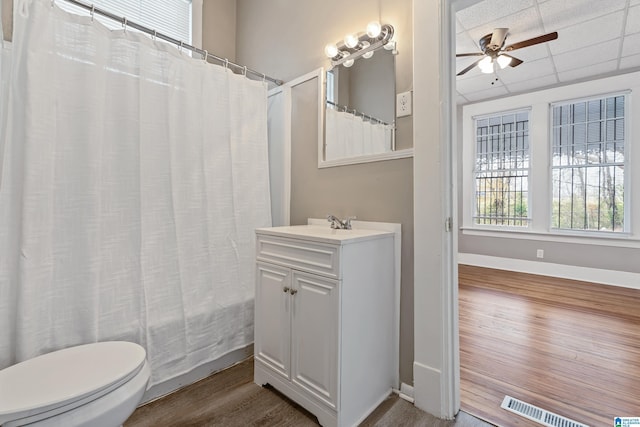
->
[0, 341, 147, 418]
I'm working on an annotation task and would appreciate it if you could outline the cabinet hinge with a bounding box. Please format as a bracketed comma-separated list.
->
[445, 217, 453, 232]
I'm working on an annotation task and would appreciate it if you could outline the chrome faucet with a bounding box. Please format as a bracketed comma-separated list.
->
[326, 214, 356, 230]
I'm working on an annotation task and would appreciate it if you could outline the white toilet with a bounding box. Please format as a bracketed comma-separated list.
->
[0, 341, 150, 427]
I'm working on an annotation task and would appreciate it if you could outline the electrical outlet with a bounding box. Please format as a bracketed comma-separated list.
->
[396, 91, 412, 117]
[536, 249, 544, 259]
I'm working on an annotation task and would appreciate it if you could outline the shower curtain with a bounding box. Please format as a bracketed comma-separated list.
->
[0, 0, 272, 387]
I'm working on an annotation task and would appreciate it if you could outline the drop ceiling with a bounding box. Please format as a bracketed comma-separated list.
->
[456, 0, 640, 104]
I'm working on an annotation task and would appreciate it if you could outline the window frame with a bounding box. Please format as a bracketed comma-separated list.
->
[548, 91, 630, 236]
[471, 108, 532, 229]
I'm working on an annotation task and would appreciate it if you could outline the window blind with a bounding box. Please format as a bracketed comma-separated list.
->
[57, 0, 192, 44]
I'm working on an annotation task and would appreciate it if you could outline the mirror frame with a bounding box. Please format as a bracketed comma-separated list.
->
[318, 59, 414, 168]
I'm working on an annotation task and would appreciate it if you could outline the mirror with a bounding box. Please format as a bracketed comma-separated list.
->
[321, 47, 400, 166]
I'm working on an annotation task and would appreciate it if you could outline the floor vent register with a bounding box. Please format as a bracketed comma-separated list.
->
[501, 395, 589, 427]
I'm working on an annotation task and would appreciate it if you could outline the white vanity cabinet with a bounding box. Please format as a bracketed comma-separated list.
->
[254, 225, 398, 427]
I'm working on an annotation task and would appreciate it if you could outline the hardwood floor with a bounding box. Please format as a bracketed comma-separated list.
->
[126, 357, 491, 426]
[459, 265, 640, 427]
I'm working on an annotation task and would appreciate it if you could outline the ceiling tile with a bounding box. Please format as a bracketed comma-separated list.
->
[622, 32, 640, 56]
[557, 60, 618, 82]
[504, 43, 549, 63]
[457, 0, 535, 30]
[504, 74, 559, 95]
[494, 56, 555, 84]
[548, 11, 624, 55]
[463, 85, 510, 103]
[457, 94, 470, 105]
[456, 16, 465, 34]
[538, 0, 626, 30]
[467, 7, 545, 48]
[553, 39, 620, 72]
[456, 31, 482, 55]
[626, 5, 640, 35]
[457, 72, 505, 94]
[620, 53, 640, 68]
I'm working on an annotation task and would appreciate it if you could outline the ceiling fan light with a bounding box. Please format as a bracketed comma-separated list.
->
[497, 55, 512, 69]
[478, 56, 493, 73]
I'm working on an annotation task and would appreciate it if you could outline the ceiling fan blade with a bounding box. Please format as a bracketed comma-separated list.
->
[504, 31, 558, 52]
[489, 28, 509, 49]
[456, 52, 485, 57]
[501, 54, 524, 68]
[457, 58, 484, 76]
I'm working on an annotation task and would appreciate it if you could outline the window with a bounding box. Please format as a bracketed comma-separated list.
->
[57, 0, 193, 44]
[551, 94, 627, 233]
[473, 110, 530, 226]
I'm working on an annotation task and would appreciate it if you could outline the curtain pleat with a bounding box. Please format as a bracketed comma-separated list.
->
[324, 107, 393, 161]
[0, 0, 271, 387]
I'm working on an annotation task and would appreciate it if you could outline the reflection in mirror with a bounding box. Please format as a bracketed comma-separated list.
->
[324, 49, 395, 162]
[321, 24, 397, 165]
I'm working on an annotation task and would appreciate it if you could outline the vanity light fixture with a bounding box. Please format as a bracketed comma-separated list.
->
[324, 22, 395, 68]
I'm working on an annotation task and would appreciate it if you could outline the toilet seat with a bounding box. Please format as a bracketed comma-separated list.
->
[0, 342, 147, 425]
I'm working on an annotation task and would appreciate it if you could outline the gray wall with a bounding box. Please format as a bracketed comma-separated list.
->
[234, 0, 414, 385]
[202, 0, 236, 63]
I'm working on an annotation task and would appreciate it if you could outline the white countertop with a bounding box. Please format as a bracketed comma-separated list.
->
[255, 225, 394, 245]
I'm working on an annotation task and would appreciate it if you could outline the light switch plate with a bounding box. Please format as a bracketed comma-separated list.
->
[396, 91, 412, 117]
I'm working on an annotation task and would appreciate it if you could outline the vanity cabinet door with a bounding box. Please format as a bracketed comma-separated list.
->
[290, 271, 339, 409]
[255, 262, 292, 380]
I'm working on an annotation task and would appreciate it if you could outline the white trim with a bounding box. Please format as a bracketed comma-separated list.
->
[318, 148, 414, 168]
[458, 253, 640, 290]
[413, 0, 458, 419]
[461, 227, 640, 248]
[399, 383, 415, 403]
[268, 85, 291, 226]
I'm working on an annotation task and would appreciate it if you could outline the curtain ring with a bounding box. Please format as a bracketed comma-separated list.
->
[152, 30, 157, 40]
[90, 4, 95, 21]
[122, 17, 127, 32]
[243, 66, 247, 76]
[262, 73, 266, 83]
[203, 50, 209, 62]
[224, 59, 229, 69]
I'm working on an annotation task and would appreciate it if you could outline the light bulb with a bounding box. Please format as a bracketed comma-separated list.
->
[497, 55, 512, 69]
[361, 41, 374, 59]
[344, 59, 355, 68]
[324, 44, 339, 58]
[344, 33, 359, 49]
[366, 21, 382, 38]
[478, 56, 493, 74]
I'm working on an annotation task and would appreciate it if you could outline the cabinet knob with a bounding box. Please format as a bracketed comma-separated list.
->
[283, 286, 290, 293]
[289, 289, 298, 295]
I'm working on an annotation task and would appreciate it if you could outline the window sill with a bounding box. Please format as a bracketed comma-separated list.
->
[460, 226, 640, 248]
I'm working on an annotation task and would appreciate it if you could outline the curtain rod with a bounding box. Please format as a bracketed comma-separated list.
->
[58, 0, 284, 86]
[326, 100, 391, 126]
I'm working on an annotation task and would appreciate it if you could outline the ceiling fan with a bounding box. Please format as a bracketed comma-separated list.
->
[457, 28, 558, 76]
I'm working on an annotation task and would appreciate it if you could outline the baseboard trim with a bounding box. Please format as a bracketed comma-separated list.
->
[458, 253, 640, 290]
[141, 344, 254, 404]
[413, 362, 442, 417]
[398, 383, 415, 403]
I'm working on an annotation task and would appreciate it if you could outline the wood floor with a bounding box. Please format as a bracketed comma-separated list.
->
[459, 265, 640, 427]
[126, 357, 491, 426]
